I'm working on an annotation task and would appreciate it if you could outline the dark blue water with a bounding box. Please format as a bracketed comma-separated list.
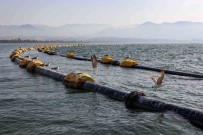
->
[0, 43, 202, 135]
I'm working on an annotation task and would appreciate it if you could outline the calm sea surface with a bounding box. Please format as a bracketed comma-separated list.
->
[0, 43, 202, 135]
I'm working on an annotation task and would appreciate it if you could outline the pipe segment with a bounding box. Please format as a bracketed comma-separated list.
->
[15, 58, 22, 64]
[81, 82, 129, 101]
[81, 82, 203, 128]
[133, 65, 203, 78]
[35, 66, 66, 81]
[59, 54, 203, 78]
[72, 56, 91, 61]
[131, 96, 203, 128]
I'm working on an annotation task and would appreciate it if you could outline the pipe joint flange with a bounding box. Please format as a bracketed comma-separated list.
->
[125, 91, 145, 109]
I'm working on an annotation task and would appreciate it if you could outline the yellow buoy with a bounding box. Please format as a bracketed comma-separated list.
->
[43, 50, 50, 53]
[11, 55, 20, 62]
[19, 58, 32, 68]
[28, 47, 33, 51]
[64, 72, 95, 88]
[120, 59, 138, 67]
[19, 48, 27, 52]
[48, 50, 57, 55]
[67, 53, 75, 58]
[26, 60, 44, 72]
[100, 56, 113, 64]
[10, 50, 22, 58]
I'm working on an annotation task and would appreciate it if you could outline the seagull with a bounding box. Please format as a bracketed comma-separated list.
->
[124, 54, 131, 59]
[43, 62, 50, 67]
[148, 70, 165, 87]
[91, 54, 97, 69]
[51, 66, 59, 71]
[32, 56, 38, 60]
[24, 55, 30, 58]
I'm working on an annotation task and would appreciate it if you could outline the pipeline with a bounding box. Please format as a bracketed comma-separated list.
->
[81, 82, 203, 128]
[82, 82, 128, 101]
[10, 47, 203, 129]
[15, 58, 65, 82]
[59, 55, 203, 78]
[72, 56, 91, 61]
[133, 65, 203, 78]
[58, 54, 66, 57]
[15, 58, 22, 64]
[35, 66, 65, 81]
[131, 96, 203, 128]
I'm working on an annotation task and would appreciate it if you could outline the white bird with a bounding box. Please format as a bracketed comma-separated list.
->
[149, 70, 165, 86]
[43, 62, 50, 67]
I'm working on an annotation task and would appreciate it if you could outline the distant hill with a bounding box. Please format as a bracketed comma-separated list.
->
[0, 24, 110, 40]
[96, 21, 203, 41]
[1, 21, 203, 41]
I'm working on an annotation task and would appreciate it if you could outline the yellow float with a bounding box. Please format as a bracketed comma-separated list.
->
[47, 50, 57, 55]
[120, 59, 138, 67]
[11, 55, 21, 62]
[64, 72, 95, 88]
[42, 50, 50, 53]
[19, 58, 32, 68]
[26, 60, 44, 72]
[100, 55, 113, 64]
[67, 53, 75, 58]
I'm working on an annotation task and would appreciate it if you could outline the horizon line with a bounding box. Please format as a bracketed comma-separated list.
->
[1, 20, 203, 27]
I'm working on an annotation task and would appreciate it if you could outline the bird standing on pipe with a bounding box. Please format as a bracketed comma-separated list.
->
[43, 62, 50, 67]
[24, 55, 30, 58]
[32, 56, 38, 60]
[51, 66, 59, 71]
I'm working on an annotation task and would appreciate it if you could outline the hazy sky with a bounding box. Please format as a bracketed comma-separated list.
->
[0, 0, 203, 26]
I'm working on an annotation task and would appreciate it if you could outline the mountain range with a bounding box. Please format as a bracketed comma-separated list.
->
[1, 21, 203, 41]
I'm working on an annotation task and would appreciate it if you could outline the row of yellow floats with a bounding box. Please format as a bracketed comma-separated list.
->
[10, 44, 66, 68]
[31, 44, 138, 68]
[10, 47, 34, 62]
[10, 45, 95, 88]
[100, 55, 138, 67]
[38, 44, 89, 55]
[38, 48, 57, 55]
[66, 53, 138, 67]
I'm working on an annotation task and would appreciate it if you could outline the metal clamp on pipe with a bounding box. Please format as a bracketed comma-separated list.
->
[125, 91, 146, 109]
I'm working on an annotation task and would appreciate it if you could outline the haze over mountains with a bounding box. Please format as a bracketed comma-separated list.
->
[1, 21, 203, 42]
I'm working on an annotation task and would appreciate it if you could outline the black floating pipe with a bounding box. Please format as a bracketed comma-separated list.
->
[57, 55, 203, 78]
[72, 56, 91, 61]
[58, 54, 66, 57]
[133, 96, 203, 128]
[15, 58, 22, 64]
[110, 60, 120, 66]
[133, 65, 203, 78]
[81, 82, 203, 128]
[35, 66, 65, 81]
[82, 82, 129, 101]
